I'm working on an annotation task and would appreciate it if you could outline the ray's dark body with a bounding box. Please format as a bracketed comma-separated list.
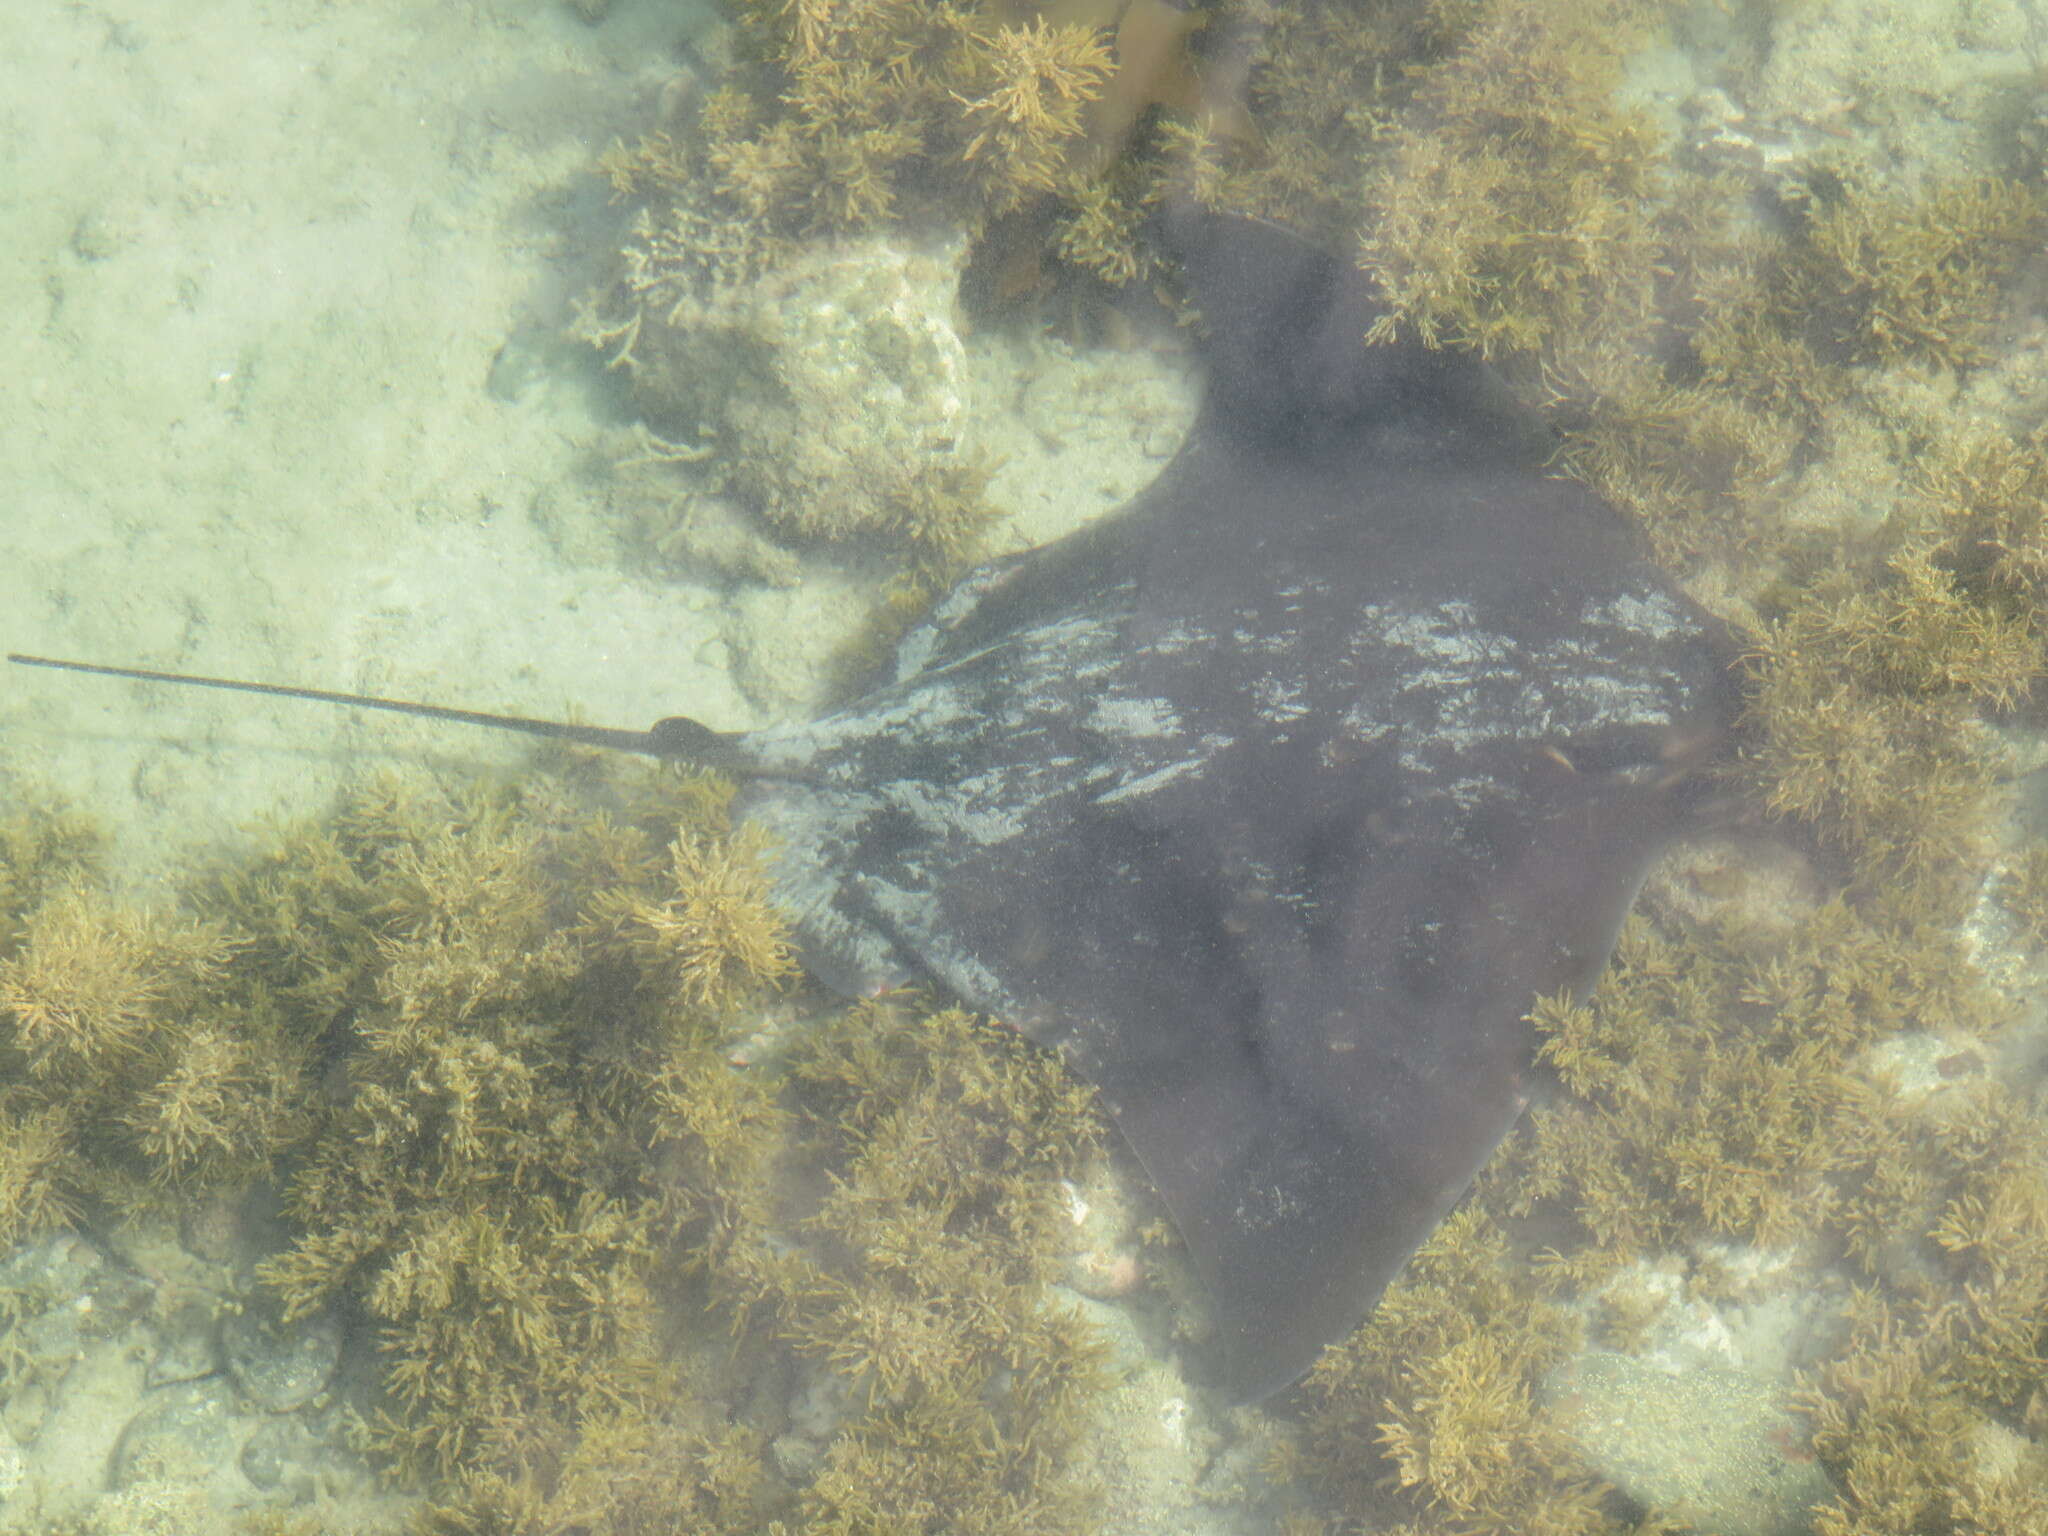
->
[721, 212, 1743, 1398]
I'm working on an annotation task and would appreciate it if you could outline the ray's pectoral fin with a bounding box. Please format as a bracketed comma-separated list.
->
[1107, 1012, 1525, 1402]
[1073, 763, 1707, 1400]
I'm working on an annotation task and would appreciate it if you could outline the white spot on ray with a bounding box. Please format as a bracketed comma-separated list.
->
[1254, 676, 1310, 722]
[1093, 757, 1203, 805]
[1085, 696, 1183, 738]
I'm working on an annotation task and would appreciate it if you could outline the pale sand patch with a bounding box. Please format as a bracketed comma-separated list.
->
[2, 0, 752, 889]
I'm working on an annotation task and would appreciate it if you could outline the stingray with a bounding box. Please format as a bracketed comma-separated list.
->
[9, 207, 1743, 1401]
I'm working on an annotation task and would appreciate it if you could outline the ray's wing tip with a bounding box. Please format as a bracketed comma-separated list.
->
[1201, 1335, 1326, 1406]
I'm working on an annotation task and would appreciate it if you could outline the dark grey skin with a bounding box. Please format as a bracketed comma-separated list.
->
[719, 210, 1742, 1398]
[10, 210, 1744, 1402]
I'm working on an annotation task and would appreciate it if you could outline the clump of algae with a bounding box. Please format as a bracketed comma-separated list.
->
[1272, 1209, 1606, 1536]
[1512, 894, 2009, 1264]
[1796, 1076, 2048, 1536]
[1565, 164, 2041, 565]
[1353, 0, 1670, 360]
[718, 998, 1109, 1534]
[218, 763, 797, 1496]
[586, 821, 798, 1010]
[0, 785, 108, 1247]
[570, 0, 1151, 581]
[0, 839, 307, 1244]
[0, 778, 99, 954]
[1781, 171, 2044, 373]
[1737, 548, 2032, 921]
[0, 743, 1115, 1533]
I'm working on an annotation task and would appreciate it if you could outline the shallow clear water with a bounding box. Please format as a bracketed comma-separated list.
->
[3, 0, 2046, 1532]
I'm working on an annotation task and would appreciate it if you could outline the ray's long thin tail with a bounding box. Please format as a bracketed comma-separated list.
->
[7, 652, 744, 766]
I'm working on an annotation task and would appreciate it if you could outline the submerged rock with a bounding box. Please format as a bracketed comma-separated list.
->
[221, 1293, 342, 1414]
[1543, 1350, 1835, 1536]
[613, 232, 985, 552]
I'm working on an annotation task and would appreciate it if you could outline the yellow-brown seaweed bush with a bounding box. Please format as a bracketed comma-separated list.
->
[401, 989, 1113, 1534]
[235, 769, 789, 1484]
[0, 1099, 79, 1249]
[1354, 0, 1669, 360]
[869, 451, 1007, 574]
[1796, 1077, 2048, 1536]
[418, 1414, 780, 1536]
[954, 18, 1117, 204]
[1449, 807, 2043, 1536]
[596, 0, 1272, 313]
[585, 820, 797, 1013]
[606, 0, 1117, 251]
[1805, 1351, 2048, 1536]
[1426, 626, 2048, 1536]
[0, 779, 290, 1243]
[0, 739, 1144, 1531]
[1780, 173, 2044, 373]
[1639, 170, 2036, 413]
[0, 892, 233, 1081]
[1911, 421, 2048, 618]
[1509, 894, 2008, 1266]
[1542, 170, 2045, 571]
[1276, 1208, 1604, 1536]
[0, 780, 101, 958]
[1550, 337, 1809, 566]
[576, 0, 1208, 563]
[0, 886, 305, 1228]
[1736, 533, 2041, 919]
[717, 999, 1110, 1536]
[1262, 3, 1826, 579]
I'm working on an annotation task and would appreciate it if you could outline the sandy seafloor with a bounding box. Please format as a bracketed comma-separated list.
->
[1, 0, 1190, 896]
[6, 0, 743, 883]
